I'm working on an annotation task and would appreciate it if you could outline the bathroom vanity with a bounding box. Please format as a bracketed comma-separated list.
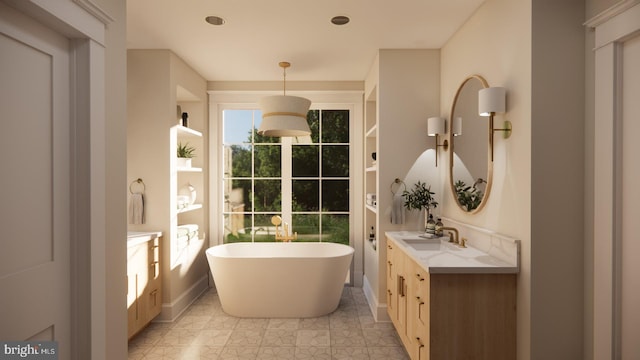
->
[385, 231, 517, 360]
[127, 231, 162, 339]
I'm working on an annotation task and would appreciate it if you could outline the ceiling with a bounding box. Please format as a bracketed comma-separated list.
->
[126, 0, 485, 82]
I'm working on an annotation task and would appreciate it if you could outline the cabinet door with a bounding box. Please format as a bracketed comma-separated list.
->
[386, 241, 397, 322]
[146, 238, 162, 320]
[408, 258, 430, 360]
[127, 241, 149, 338]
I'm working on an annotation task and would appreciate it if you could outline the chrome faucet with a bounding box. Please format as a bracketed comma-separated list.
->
[441, 226, 459, 245]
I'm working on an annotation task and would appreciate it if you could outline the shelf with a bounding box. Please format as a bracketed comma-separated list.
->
[366, 204, 377, 213]
[177, 167, 202, 172]
[366, 165, 377, 172]
[365, 124, 377, 138]
[177, 204, 202, 214]
[177, 125, 202, 138]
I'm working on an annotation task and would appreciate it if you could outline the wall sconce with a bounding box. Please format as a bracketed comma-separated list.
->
[478, 87, 512, 161]
[428, 116, 448, 167]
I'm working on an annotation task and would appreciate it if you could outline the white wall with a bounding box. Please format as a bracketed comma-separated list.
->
[440, 0, 532, 355]
[100, 1, 127, 358]
[441, 0, 585, 359]
[127, 49, 210, 321]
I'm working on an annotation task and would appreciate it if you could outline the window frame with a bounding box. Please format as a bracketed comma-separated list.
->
[208, 90, 364, 285]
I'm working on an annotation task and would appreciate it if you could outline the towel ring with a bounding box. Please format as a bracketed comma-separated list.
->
[390, 178, 406, 195]
[129, 178, 145, 194]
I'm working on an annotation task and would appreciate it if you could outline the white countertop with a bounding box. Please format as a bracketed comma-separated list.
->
[127, 231, 162, 247]
[386, 231, 519, 274]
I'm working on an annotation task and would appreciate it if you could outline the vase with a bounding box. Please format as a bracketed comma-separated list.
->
[176, 157, 192, 168]
[179, 183, 197, 205]
[423, 209, 430, 232]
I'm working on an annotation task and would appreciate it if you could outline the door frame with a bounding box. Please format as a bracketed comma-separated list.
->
[2, 0, 111, 358]
[587, 2, 640, 359]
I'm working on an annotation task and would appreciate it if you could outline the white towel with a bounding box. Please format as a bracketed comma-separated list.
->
[129, 192, 145, 224]
[390, 193, 405, 224]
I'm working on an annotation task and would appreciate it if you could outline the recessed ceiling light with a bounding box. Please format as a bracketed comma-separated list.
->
[205, 16, 226, 26]
[331, 16, 350, 26]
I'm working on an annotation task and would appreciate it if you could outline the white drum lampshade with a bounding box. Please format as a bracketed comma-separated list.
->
[478, 87, 506, 116]
[427, 116, 446, 136]
[258, 95, 312, 137]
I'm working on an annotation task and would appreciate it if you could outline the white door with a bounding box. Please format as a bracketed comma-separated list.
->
[0, 3, 72, 358]
[621, 33, 640, 359]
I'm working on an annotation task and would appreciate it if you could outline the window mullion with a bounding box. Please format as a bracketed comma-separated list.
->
[281, 137, 293, 226]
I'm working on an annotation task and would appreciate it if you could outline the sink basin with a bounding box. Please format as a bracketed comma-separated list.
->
[402, 238, 443, 251]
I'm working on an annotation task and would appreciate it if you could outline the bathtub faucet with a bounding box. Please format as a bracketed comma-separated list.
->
[271, 215, 297, 242]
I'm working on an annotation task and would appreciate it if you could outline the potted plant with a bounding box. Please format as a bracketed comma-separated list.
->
[176, 142, 195, 168]
[402, 181, 438, 231]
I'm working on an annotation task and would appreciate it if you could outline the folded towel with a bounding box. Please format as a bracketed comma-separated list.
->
[390, 193, 405, 225]
[177, 224, 199, 236]
[129, 192, 145, 224]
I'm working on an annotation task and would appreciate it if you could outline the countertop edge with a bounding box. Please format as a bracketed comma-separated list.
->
[127, 231, 162, 247]
[386, 231, 519, 275]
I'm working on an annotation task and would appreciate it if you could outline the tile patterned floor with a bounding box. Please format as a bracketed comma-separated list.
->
[128, 286, 409, 359]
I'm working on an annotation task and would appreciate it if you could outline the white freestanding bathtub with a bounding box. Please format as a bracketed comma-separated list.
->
[205, 242, 354, 318]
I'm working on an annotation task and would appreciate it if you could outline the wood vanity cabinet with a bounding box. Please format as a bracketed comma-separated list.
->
[127, 237, 162, 339]
[386, 237, 516, 360]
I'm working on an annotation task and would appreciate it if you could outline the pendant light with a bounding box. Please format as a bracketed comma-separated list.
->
[258, 62, 312, 137]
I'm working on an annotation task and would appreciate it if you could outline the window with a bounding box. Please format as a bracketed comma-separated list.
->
[222, 109, 350, 245]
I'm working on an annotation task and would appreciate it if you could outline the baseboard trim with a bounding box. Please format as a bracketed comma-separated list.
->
[155, 275, 209, 322]
[363, 274, 390, 322]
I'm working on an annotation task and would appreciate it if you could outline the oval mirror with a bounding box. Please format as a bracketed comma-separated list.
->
[448, 75, 492, 213]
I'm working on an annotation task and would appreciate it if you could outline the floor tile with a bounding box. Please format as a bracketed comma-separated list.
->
[128, 287, 409, 360]
[331, 346, 370, 360]
[330, 329, 366, 347]
[294, 346, 331, 360]
[296, 330, 330, 347]
[262, 329, 297, 347]
[257, 346, 296, 360]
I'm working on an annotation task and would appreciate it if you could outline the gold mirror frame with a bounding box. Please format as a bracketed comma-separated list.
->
[448, 75, 493, 214]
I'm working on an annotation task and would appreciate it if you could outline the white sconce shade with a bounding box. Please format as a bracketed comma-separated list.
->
[258, 95, 312, 137]
[453, 117, 462, 136]
[427, 117, 445, 136]
[427, 116, 448, 167]
[479, 87, 506, 116]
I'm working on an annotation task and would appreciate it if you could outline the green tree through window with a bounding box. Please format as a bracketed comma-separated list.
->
[223, 109, 350, 245]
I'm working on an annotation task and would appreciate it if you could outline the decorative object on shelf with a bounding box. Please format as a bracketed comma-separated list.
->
[177, 142, 195, 168]
[258, 61, 312, 137]
[427, 116, 449, 167]
[479, 86, 511, 161]
[366, 193, 377, 207]
[128, 178, 145, 225]
[390, 178, 407, 225]
[179, 182, 197, 205]
[177, 105, 182, 124]
[401, 180, 438, 231]
[181, 112, 189, 127]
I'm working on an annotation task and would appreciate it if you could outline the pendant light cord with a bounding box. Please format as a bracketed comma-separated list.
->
[279, 61, 290, 96]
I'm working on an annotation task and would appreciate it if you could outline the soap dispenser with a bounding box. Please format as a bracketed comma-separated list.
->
[426, 214, 436, 234]
[435, 217, 444, 237]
